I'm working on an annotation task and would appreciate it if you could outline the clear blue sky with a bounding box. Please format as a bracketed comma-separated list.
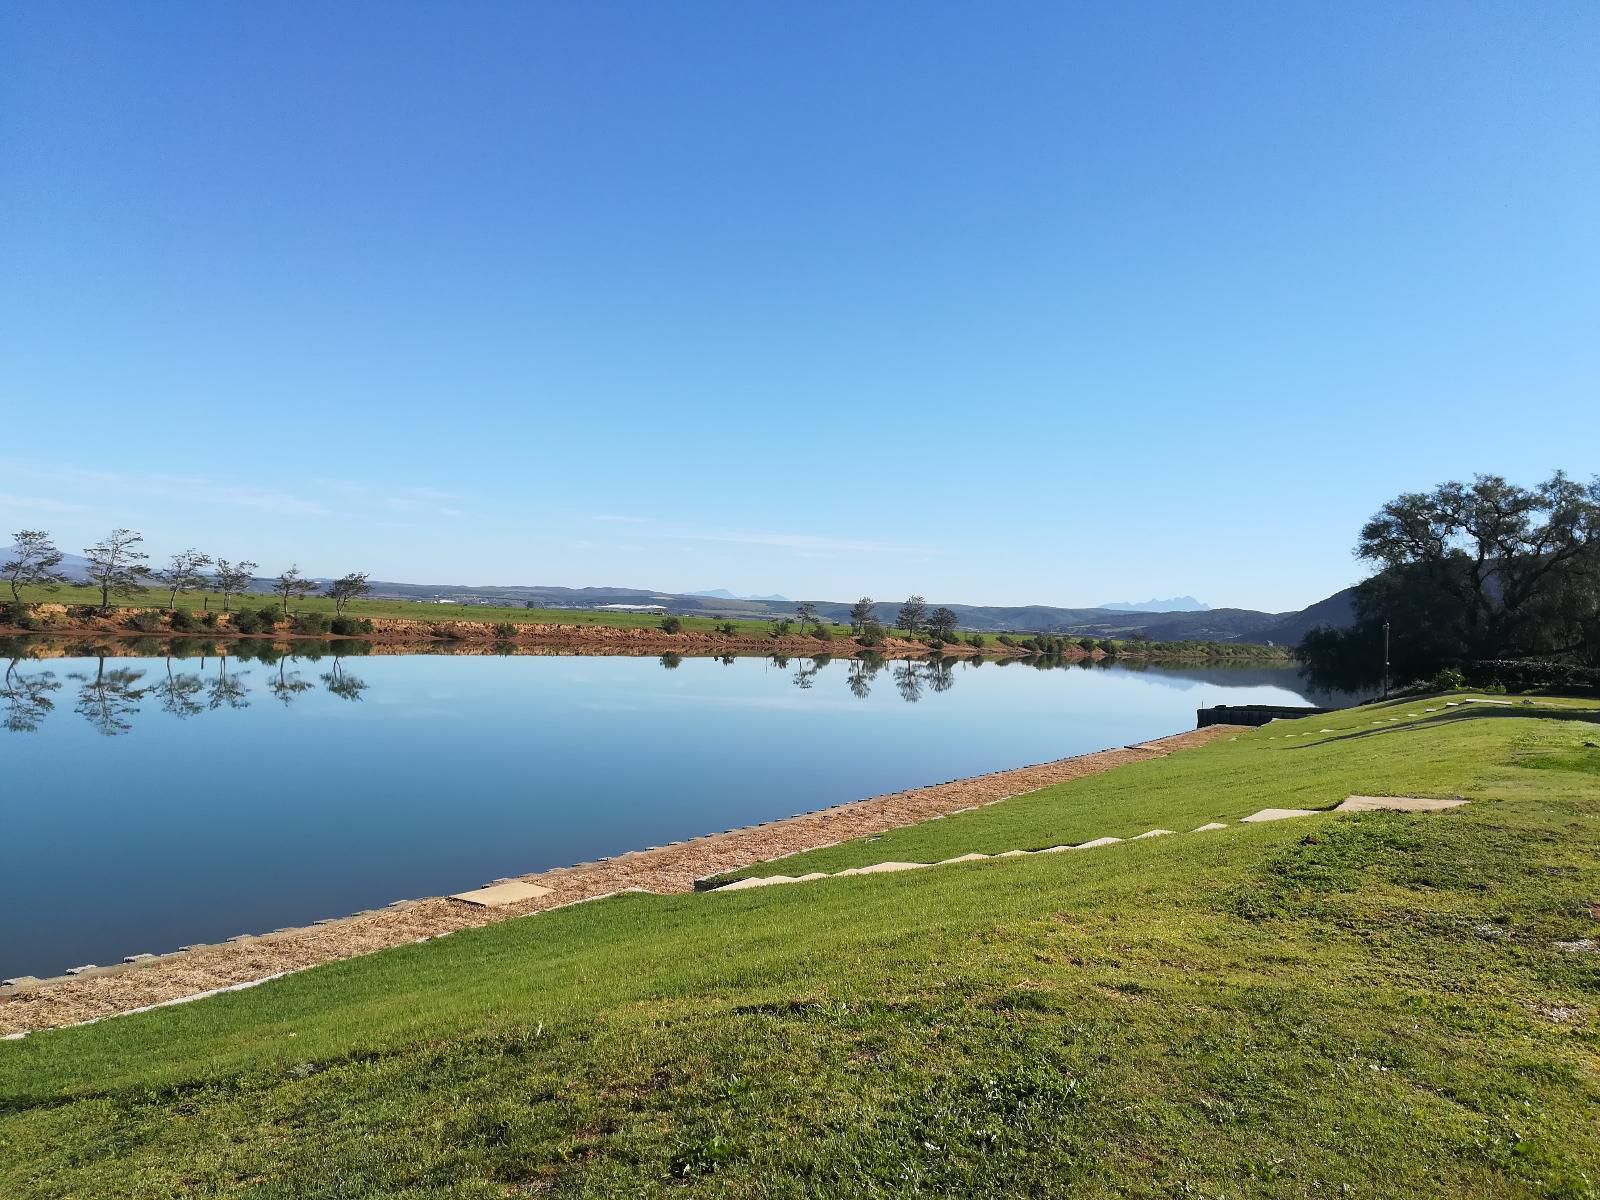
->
[3, 2, 1596, 611]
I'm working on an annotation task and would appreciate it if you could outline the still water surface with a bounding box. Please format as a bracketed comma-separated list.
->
[2, 645, 1332, 978]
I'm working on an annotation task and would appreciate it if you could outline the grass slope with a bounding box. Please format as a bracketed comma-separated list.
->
[2, 697, 1598, 1197]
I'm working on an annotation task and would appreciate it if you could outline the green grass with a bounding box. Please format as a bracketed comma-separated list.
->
[3, 697, 1599, 1197]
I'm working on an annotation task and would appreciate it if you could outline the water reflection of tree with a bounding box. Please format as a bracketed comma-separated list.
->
[269, 657, 317, 706]
[70, 657, 150, 737]
[154, 657, 206, 719]
[659, 652, 682, 670]
[2, 658, 61, 733]
[321, 658, 368, 701]
[847, 656, 883, 700]
[893, 660, 924, 704]
[206, 654, 251, 710]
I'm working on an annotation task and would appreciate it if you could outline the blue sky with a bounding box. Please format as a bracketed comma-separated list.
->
[2, 2, 1596, 611]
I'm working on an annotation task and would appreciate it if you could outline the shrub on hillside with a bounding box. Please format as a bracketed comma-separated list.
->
[716, 621, 737, 636]
[858, 621, 886, 647]
[813, 625, 833, 641]
[491, 622, 518, 639]
[231, 609, 265, 634]
[168, 609, 199, 632]
[659, 615, 683, 634]
[295, 612, 330, 635]
[126, 608, 165, 632]
[1462, 659, 1600, 694]
[0, 602, 39, 630]
[966, 633, 984, 649]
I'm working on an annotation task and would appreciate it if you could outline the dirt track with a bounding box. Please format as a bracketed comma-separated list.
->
[0, 725, 1241, 1035]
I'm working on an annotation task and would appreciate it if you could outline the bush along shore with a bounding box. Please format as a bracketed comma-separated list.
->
[0, 599, 1291, 662]
[3, 694, 1598, 1197]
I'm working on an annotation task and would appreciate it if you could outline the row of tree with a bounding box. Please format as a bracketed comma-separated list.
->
[3, 529, 375, 615]
[1298, 471, 1600, 690]
[806, 595, 961, 643]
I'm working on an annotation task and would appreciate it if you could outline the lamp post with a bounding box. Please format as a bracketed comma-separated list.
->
[1382, 620, 1391, 700]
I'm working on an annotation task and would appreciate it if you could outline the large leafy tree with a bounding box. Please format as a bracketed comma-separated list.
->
[1300, 472, 1600, 687]
[848, 596, 875, 635]
[211, 558, 258, 612]
[158, 549, 212, 609]
[272, 565, 319, 613]
[4, 529, 69, 602]
[84, 529, 152, 612]
[324, 572, 372, 615]
[896, 595, 927, 638]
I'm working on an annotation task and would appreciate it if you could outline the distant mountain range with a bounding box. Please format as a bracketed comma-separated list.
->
[27, 549, 1354, 645]
[345, 579, 1357, 646]
[688, 589, 792, 602]
[1095, 596, 1211, 613]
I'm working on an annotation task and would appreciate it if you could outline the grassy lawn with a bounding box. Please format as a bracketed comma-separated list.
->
[3, 697, 1598, 1197]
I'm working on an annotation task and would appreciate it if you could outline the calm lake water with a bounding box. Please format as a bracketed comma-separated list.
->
[1, 644, 1335, 979]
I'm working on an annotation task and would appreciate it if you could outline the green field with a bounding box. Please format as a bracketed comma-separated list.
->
[7, 584, 1291, 658]
[3, 696, 1597, 1197]
[8, 583, 857, 640]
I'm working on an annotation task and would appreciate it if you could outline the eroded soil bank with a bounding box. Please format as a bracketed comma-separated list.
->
[1, 604, 1038, 659]
[0, 725, 1241, 1035]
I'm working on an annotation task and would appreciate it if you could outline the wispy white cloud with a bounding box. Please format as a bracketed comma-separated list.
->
[586, 512, 929, 556]
[670, 529, 923, 555]
[205, 486, 328, 516]
[0, 492, 89, 514]
[0, 461, 475, 522]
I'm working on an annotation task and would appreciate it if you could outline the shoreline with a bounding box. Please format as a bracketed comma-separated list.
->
[0, 604, 1292, 663]
[0, 724, 1242, 1036]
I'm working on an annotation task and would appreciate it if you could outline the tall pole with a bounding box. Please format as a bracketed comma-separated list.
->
[1382, 620, 1391, 700]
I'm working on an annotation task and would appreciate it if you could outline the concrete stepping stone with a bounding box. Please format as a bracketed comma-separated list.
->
[939, 852, 992, 864]
[1334, 795, 1468, 813]
[1240, 808, 1321, 823]
[1071, 836, 1124, 849]
[838, 861, 930, 876]
[449, 879, 554, 907]
[1192, 822, 1228, 832]
[1133, 829, 1176, 839]
[1464, 698, 1513, 706]
[716, 875, 796, 892]
[995, 849, 1032, 858]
